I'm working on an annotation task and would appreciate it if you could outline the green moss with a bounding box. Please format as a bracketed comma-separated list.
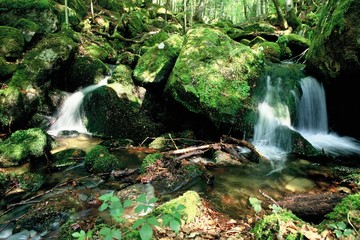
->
[0, 0, 51, 11]
[166, 27, 264, 127]
[0, 26, 25, 58]
[18, 172, 44, 192]
[141, 152, 163, 173]
[134, 34, 183, 84]
[85, 145, 125, 173]
[252, 210, 305, 240]
[154, 190, 202, 223]
[253, 42, 282, 62]
[13, 18, 39, 42]
[52, 148, 86, 169]
[0, 128, 49, 167]
[0, 56, 16, 77]
[319, 193, 360, 231]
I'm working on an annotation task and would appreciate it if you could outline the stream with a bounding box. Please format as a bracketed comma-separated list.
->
[1, 72, 360, 239]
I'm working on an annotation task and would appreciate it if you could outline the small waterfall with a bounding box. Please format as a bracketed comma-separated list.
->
[252, 77, 292, 173]
[295, 76, 328, 133]
[296, 77, 360, 156]
[47, 77, 109, 137]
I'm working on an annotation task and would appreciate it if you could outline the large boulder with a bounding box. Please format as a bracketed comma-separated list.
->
[0, 32, 78, 131]
[133, 34, 183, 85]
[165, 27, 265, 132]
[81, 85, 160, 141]
[0, 128, 52, 167]
[306, 0, 360, 80]
[305, 0, 360, 139]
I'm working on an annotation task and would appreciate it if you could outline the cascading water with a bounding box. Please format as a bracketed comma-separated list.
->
[252, 76, 293, 173]
[296, 77, 360, 156]
[47, 77, 109, 137]
[252, 74, 360, 163]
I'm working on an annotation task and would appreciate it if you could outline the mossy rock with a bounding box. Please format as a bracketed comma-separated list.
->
[52, 148, 86, 170]
[154, 190, 202, 223]
[251, 210, 306, 239]
[252, 41, 282, 63]
[0, 0, 59, 34]
[0, 56, 16, 78]
[306, 0, 360, 79]
[9, 32, 78, 89]
[84, 42, 117, 63]
[0, 128, 51, 167]
[319, 192, 360, 233]
[15, 193, 84, 233]
[165, 27, 264, 130]
[82, 85, 159, 141]
[62, 55, 109, 91]
[13, 18, 39, 43]
[84, 145, 125, 173]
[134, 34, 183, 85]
[108, 64, 134, 84]
[0, 26, 25, 59]
[17, 172, 45, 192]
[116, 51, 140, 68]
[277, 33, 310, 59]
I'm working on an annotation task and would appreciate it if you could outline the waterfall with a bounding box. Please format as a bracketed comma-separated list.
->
[252, 77, 292, 173]
[47, 77, 109, 137]
[296, 77, 360, 156]
[252, 74, 360, 169]
[295, 76, 328, 133]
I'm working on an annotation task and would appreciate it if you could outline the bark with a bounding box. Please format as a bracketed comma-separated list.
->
[271, 0, 288, 29]
[277, 192, 346, 222]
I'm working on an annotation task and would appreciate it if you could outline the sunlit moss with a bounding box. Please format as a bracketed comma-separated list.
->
[252, 210, 305, 240]
[154, 190, 202, 223]
[85, 145, 125, 173]
[319, 192, 360, 232]
[0, 128, 50, 167]
[0, 0, 51, 11]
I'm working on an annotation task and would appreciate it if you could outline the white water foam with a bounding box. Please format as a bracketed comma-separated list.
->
[47, 77, 109, 137]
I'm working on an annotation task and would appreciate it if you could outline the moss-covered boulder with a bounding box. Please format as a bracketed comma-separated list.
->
[59, 55, 110, 91]
[0, 26, 25, 59]
[84, 145, 125, 173]
[154, 190, 202, 223]
[52, 148, 86, 170]
[13, 18, 39, 43]
[15, 193, 84, 234]
[165, 27, 264, 131]
[81, 85, 159, 141]
[306, 0, 360, 80]
[0, 56, 16, 78]
[116, 11, 148, 38]
[251, 209, 307, 239]
[134, 34, 183, 85]
[0, 32, 77, 131]
[319, 192, 360, 236]
[252, 41, 282, 63]
[0, 128, 51, 167]
[0, 0, 59, 34]
[0, 171, 44, 195]
[277, 33, 310, 59]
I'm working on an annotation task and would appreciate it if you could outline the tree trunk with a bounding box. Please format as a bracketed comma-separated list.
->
[285, 0, 301, 30]
[277, 192, 346, 223]
[271, 0, 288, 29]
[183, 0, 187, 34]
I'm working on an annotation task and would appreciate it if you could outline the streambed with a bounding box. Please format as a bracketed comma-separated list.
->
[1, 135, 357, 239]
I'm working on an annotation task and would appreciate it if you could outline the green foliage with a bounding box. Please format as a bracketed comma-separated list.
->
[0, 0, 50, 10]
[85, 145, 125, 173]
[328, 222, 353, 238]
[0, 128, 49, 167]
[72, 191, 185, 240]
[72, 229, 92, 240]
[249, 196, 262, 213]
[141, 153, 163, 173]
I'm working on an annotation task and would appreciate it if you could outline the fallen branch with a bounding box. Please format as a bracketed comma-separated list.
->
[221, 135, 270, 162]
